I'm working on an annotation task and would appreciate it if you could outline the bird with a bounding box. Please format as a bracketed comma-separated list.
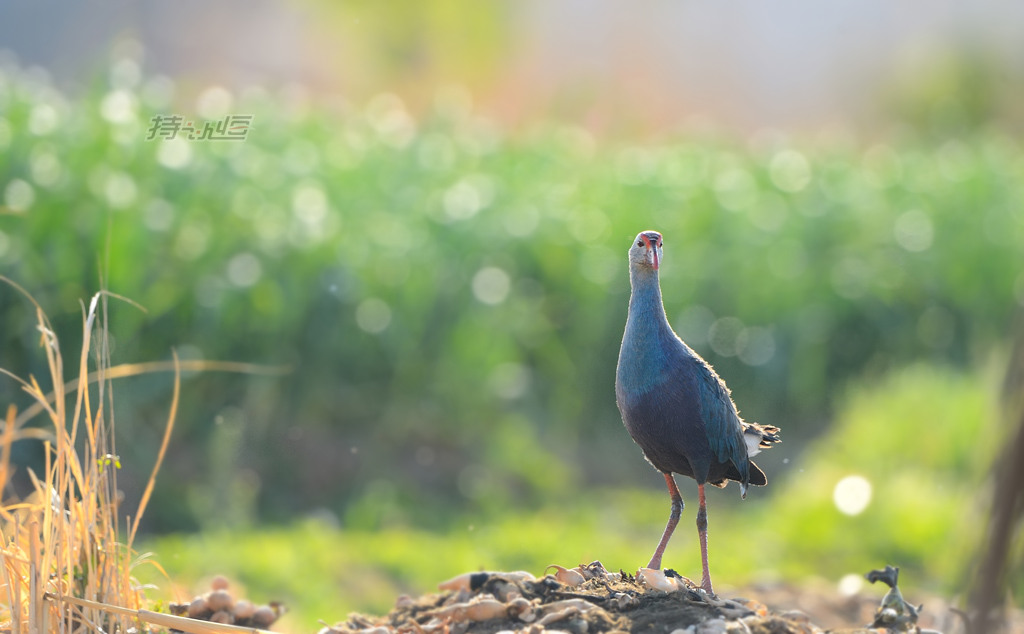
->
[615, 229, 780, 596]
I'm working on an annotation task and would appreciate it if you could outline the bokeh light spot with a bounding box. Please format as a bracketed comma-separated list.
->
[4, 179, 35, 212]
[489, 363, 531, 399]
[366, 93, 415, 148]
[292, 182, 328, 225]
[443, 176, 494, 222]
[893, 209, 934, 252]
[472, 267, 511, 305]
[100, 89, 137, 125]
[196, 86, 233, 119]
[833, 475, 872, 516]
[30, 148, 61, 187]
[714, 167, 758, 212]
[708, 316, 744, 357]
[104, 171, 137, 209]
[675, 306, 715, 348]
[355, 298, 392, 334]
[144, 199, 175, 232]
[501, 204, 539, 237]
[28, 103, 59, 135]
[838, 573, 864, 597]
[157, 138, 193, 169]
[769, 149, 812, 193]
[226, 253, 263, 288]
[737, 326, 776, 366]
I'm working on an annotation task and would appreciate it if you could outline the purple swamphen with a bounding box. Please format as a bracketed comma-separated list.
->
[615, 230, 780, 595]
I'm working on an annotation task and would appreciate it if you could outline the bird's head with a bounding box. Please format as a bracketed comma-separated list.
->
[628, 230, 663, 271]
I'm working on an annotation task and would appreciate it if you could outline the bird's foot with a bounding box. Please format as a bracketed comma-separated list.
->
[700, 576, 715, 596]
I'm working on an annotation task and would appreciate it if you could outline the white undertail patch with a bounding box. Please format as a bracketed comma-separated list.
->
[744, 430, 762, 457]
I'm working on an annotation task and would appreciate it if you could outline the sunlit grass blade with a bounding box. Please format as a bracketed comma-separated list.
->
[128, 350, 179, 547]
[0, 277, 287, 632]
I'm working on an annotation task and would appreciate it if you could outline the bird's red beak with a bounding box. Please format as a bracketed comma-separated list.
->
[640, 234, 660, 270]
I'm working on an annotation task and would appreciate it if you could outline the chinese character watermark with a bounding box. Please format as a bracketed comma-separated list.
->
[145, 114, 254, 141]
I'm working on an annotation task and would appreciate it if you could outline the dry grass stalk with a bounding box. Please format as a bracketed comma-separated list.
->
[0, 279, 163, 632]
[0, 278, 282, 633]
[47, 594, 274, 634]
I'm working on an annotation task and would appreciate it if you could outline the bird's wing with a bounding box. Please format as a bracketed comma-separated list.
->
[689, 354, 750, 481]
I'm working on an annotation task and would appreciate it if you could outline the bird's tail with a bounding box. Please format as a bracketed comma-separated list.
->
[742, 422, 781, 457]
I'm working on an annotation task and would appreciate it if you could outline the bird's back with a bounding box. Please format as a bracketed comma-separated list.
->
[616, 327, 760, 488]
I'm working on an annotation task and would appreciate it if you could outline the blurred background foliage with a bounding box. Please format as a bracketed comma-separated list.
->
[1, 3, 1024, 629]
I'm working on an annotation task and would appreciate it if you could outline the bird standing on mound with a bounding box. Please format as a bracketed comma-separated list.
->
[615, 230, 780, 596]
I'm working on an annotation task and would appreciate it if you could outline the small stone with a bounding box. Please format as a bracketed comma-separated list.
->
[740, 599, 769, 617]
[395, 595, 414, 609]
[209, 610, 233, 624]
[778, 609, 813, 623]
[210, 575, 230, 591]
[548, 565, 586, 587]
[252, 606, 277, 628]
[233, 599, 255, 620]
[187, 596, 208, 619]
[696, 618, 728, 634]
[612, 593, 639, 610]
[207, 589, 233, 612]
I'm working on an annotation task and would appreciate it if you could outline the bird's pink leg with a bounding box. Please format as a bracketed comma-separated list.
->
[647, 473, 683, 570]
[697, 483, 714, 595]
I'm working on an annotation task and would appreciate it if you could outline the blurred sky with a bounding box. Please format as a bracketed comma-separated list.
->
[1, 0, 1022, 134]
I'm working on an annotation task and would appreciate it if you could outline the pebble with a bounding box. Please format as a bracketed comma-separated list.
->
[395, 595, 414, 609]
[251, 605, 277, 628]
[439, 570, 537, 592]
[210, 575, 230, 591]
[611, 592, 638, 610]
[778, 609, 812, 623]
[233, 599, 255, 620]
[209, 610, 233, 624]
[696, 618, 728, 634]
[637, 568, 683, 592]
[537, 606, 579, 626]
[207, 589, 233, 612]
[548, 565, 586, 587]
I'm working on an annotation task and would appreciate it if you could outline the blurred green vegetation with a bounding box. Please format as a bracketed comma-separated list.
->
[136, 364, 1008, 631]
[1, 58, 1022, 539]
[2, 54, 1024, 631]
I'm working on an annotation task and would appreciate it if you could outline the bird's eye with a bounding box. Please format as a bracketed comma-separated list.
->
[636, 240, 643, 247]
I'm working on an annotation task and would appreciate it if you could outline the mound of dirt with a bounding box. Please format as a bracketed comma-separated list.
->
[318, 563, 931, 634]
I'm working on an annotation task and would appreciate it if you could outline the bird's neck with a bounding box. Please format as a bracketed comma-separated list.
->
[626, 267, 672, 336]
[619, 267, 675, 392]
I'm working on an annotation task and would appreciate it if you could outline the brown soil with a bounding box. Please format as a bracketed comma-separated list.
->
[317, 565, 956, 634]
